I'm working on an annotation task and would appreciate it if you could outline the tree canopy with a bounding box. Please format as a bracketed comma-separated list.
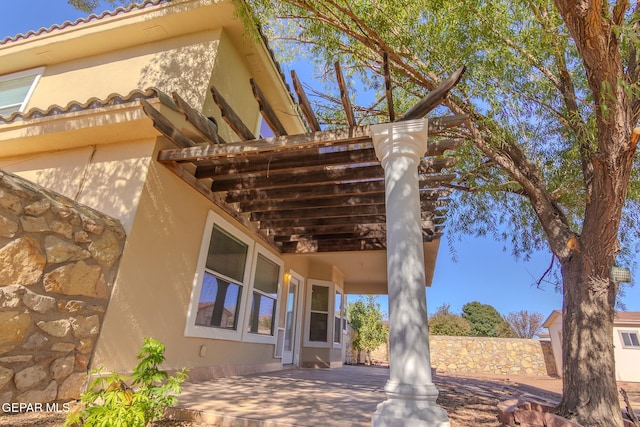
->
[347, 295, 388, 363]
[461, 301, 514, 338]
[241, 2, 639, 424]
[506, 310, 545, 339]
[428, 303, 472, 336]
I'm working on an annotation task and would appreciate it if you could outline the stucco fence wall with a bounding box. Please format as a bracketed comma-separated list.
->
[345, 330, 557, 377]
[0, 170, 125, 405]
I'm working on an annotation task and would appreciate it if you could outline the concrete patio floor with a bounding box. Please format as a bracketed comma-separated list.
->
[171, 365, 577, 427]
[174, 366, 387, 426]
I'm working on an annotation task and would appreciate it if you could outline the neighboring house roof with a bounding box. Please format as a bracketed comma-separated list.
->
[0, 0, 167, 46]
[543, 310, 640, 328]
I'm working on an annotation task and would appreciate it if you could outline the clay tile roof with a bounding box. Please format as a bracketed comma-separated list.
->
[0, 88, 160, 124]
[0, 0, 168, 46]
[615, 312, 640, 324]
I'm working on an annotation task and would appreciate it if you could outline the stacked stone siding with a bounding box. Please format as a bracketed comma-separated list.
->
[346, 332, 555, 377]
[0, 170, 125, 405]
[430, 336, 551, 376]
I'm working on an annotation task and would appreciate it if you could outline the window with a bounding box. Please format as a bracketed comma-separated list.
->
[185, 211, 283, 344]
[309, 284, 329, 342]
[247, 254, 279, 336]
[333, 290, 343, 347]
[620, 331, 640, 349]
[0, 68, 43, 116]
[304, 280, 343, 348]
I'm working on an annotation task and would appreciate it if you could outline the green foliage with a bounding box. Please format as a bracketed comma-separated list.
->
[65, 338, 188, 427]
[461, 301, 514, 338]
[348, 296, 388, 355]
[429, 305, 472, 336]
[67, 0, 131, 13]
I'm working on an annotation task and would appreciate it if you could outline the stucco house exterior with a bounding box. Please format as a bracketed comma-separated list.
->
[543, 310, 640, 383]
[0, 1, 463, 423]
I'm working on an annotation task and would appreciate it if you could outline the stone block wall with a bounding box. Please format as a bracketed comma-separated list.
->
[430, 336, 552, 376]
[0, 170, 125, 404]
[346, 332, 556, 377]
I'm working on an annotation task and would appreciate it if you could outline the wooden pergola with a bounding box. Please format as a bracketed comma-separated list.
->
[143, 65, 467, 254]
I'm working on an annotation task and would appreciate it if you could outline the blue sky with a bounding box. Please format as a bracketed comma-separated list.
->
[1, 1, 638, 319]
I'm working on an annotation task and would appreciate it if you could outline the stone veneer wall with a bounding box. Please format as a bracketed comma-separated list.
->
[346, 333, 555, 377]
[0, 170, 125, 405]
[429, 336, 552, 377]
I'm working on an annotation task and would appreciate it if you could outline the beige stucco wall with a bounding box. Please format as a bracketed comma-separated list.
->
[0, 140, 154, 234]
[92, 138, 284, 376]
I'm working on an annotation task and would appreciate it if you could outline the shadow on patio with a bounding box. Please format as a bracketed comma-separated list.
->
[171, 365, 568, 427]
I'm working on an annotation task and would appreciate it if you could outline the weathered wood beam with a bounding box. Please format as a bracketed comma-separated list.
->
[251, 199, 447, 222]
[267, 220, 444, 238]
[172, 92, 222, 145]
[269, 223, 386, 237]
[239, 189, 449, 213]
[335, 62, 356, 127]
[280, 238, 387, 253]
[195, 146, 378, 179]
[224, 180, 386, 204]
[258, 214, 387, 229]
[399, 66, 466, 121]
[418, 157, 459, 174]
[291, 70, 321, 132]
[141, 99, 197, 148]
[210, 164, 383, 192]
[250, 78, 288, 137]
[210, 86, 256, 141]
[259, 212, 446, 230]
[223, 176, 453, 204]
[275, 231, 388, 242]
[157, 115, 465, 162]
[383, 52, 395, 122]
[157, 126, 371, 162]
[428, 138, 464, 156]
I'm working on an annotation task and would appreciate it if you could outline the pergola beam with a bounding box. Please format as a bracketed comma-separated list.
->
[250, 78, 288, 136]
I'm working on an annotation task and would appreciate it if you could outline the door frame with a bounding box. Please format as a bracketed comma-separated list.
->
[283, 269, 305, 366]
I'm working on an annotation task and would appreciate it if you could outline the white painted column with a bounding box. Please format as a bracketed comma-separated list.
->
[370, 119, 449, 427]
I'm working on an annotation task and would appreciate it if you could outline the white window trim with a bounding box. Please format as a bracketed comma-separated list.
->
[184, 211, 255, 342]
[0, 67, 44, 114]
[333, 286, 344, 349]
[619, 330, 640, 349]
[241, 246, 284, 345]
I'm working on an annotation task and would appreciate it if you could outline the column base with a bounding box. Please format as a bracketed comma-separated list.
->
[371, 382, 450, 427]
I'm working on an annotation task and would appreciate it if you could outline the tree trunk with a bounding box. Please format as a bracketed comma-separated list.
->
[557, 253, 623, 427]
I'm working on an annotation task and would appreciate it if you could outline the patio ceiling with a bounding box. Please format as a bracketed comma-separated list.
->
[145, 65, 468, 254]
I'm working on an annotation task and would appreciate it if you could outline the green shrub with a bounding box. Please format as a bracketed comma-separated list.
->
[65, 337, 188, 427]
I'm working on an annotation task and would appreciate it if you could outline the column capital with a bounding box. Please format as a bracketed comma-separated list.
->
[370, 118, 428, 167]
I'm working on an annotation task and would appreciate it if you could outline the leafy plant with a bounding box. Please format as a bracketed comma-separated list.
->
[65, 337, 188, 427]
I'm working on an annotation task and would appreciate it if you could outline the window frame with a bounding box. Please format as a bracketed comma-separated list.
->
[185, 212, 254, 342]
[619, 330, 640, 349]
[333, 287, 344, 348]
[304, 280, 343, 348]
[241, 245, 283, 345]
[0, 67, 44, 116]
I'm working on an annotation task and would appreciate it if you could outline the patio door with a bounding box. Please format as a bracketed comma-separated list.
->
[283, 271, 303, 365]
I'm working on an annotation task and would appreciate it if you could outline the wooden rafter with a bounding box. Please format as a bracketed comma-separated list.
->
[291, 70, 321, 132]
[141, 99, 196, 148]
[250, 78, 288, 137]
[335, 62, 356, 127]
[172, 92, 222, 145]
[144, 64, 469, 253]
[383, 52, 395, 122]
[210, 86, 256, 141]
[398, 66, 467, 121]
